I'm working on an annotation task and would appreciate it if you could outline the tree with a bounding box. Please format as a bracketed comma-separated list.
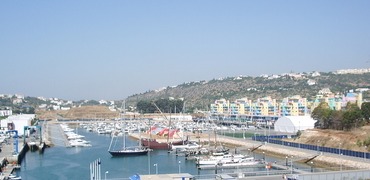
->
[329, 110, 344, 130]
[136, 98, 184, 114]
[311, 102, 332, 129]
[361, 102, 370, 122]
[136, 101, 155, 113]
[342, 103, 363, 130]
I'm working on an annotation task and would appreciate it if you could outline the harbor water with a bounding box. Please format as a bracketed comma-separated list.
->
[14, 124, 312, 179]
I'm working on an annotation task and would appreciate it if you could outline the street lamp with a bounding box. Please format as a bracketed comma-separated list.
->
[285, 156, 288, 166]
[105, 171, 109, 180]
[290, 156, 293, 175]
[178, 160, 181, 174]
[153, 163, 158, 174]
[364, 146, 367, 161]
[310, 161, 313, 172]
[340, 153, 343, 171]
[317, 140, 320, 154]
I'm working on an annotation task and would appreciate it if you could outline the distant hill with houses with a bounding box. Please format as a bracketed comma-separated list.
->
[1, 68, 370, 114]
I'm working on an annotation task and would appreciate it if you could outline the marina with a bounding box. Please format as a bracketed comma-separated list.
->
[0, 119, 369, 179]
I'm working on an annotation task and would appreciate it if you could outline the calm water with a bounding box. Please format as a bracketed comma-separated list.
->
[14, 124, 311, 180]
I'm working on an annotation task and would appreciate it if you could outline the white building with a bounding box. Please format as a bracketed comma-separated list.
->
[0, 110, 12, 116]
[0, 114, 35, 136]
[307, 79, 316, 86]
[311, 71, 321, 77]
[61, 107, 71, 110]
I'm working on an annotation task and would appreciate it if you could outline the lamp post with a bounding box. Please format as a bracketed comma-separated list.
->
[340, 153, 343, 171]
[317, 140, 320, 154]
[310, 161, 313, 172]
[178, 160, 181, 174]
[153, 163, 158, 174]
[105, 171, 109, 180]
[285, 156, 288, 166]
[290, 156, 293, 175]
[364, 146, 367, 161]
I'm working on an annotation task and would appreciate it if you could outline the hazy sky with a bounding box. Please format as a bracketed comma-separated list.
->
[1, 1, 369, 101]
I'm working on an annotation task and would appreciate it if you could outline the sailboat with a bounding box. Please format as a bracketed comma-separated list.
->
[108, 128, 151, 156]
[108, 103, 151, 156]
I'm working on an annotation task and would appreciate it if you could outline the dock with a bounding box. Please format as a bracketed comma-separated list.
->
[198, 163, 265, 170]
[0, 136, 26, 180]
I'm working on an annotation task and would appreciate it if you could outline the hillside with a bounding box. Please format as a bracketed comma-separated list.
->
[126, 72, 370, 111]
[288, 126, 370, 152]
[36, 106, 119, 120]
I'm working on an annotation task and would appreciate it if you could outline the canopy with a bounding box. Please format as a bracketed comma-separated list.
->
[274, 116, 316, 133]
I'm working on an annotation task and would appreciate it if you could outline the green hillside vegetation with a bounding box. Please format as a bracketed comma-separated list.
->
[126, 72, 370, 112]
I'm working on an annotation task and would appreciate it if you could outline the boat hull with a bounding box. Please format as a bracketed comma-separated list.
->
[141, 138, 185, 150]
[108, 149, 149, 156]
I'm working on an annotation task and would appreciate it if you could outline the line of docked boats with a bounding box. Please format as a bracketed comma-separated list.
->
[195, 152, 264, 169]
[60, 124, 92, 147]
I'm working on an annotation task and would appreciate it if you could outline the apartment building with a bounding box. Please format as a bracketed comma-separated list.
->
[210, 95, 307, 117]
[311, 92, 363, 111]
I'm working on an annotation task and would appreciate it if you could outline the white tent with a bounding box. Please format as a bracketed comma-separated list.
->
[274, 116, 316, 133]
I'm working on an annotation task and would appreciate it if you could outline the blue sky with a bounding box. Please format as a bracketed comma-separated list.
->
[1, 1, 369, 101]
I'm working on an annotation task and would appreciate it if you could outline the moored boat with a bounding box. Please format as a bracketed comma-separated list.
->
[141, 138, 185, 150]
[108, 126, 151, 156]
[170, 141, 200, 152]
[8, 174, 22, 180]
[108, 146, 151, 156]
[219, 156, 261, 167]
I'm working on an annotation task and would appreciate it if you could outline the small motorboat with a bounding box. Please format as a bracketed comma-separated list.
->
[8, 174, 22, 180]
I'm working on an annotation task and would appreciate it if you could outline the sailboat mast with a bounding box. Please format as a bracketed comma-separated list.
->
[123, 124, 126, 149]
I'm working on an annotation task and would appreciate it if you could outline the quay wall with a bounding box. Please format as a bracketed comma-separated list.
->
[17, 143, 29, 164]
